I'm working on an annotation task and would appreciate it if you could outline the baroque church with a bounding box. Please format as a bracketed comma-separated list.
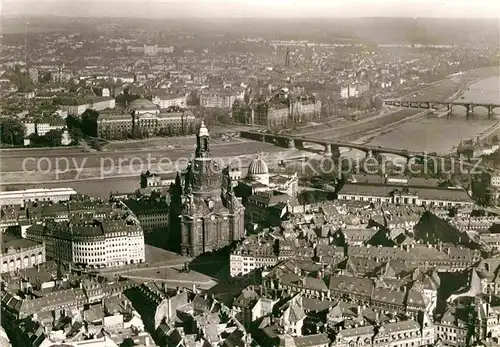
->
[169, 121, 245, 257]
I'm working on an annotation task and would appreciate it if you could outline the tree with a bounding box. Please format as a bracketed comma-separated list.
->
[1, 118, 25, 146]
[66, 115, 84, 143]
[45, 129, 63, 147]
[66, 115, 82, 130]
[81, 109, 100, 137]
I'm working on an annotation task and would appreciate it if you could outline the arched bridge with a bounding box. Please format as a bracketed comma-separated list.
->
[240, 130, 488, 173]
[240, 130, 426, 160]
[383, 99, 500, 117]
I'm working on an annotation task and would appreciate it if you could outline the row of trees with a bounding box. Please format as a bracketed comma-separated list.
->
[65, 109, 100, 142]
[28, 129, 63, 147]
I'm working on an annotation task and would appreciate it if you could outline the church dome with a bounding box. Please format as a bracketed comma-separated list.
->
[128, 98, 157, 110]
[248, 157, 269, 176]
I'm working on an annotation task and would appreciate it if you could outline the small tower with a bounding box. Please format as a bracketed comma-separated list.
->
[195, 120, 210, 158]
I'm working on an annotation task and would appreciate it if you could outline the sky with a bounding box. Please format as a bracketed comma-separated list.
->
[2, 0, 500, 18]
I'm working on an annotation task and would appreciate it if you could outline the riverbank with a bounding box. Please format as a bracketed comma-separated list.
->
[0, 150, 307, 186]
[2, 67, 499, 191]
[348, 109, 433, 145]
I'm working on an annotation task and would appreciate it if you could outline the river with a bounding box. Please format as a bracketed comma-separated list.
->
[364, 75, 500, 154]
[4, 71, 500, 199]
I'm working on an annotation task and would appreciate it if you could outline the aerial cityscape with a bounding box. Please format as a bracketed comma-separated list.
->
[1, 1, 500, 347]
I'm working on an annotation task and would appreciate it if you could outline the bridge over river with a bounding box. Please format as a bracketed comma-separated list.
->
[383, 99, 500, 118]
[239, 130, 489, 174]
[241, 130, 432, 160]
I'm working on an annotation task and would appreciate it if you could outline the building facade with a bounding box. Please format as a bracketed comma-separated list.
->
[169, 122, 245, 257]
[57, 97, 116, 116]
[152, 94, 187, 109]
[233, 90, 320, 127]
[200, 90, 237, 108]
[0, 188, 77, 208]
[25, 219, 145, 268]
[1, 235, 46, 273]
[337, 176, 474, 208]
[96, 99, 197, 139]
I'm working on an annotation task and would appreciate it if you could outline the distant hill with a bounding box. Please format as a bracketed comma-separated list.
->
[1, 17, 498, 46]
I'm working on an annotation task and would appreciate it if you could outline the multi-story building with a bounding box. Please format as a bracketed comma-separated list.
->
[474, 295, 500, 343]
[122, 197, 169, 233]
[25, 198, 116, 225]
[339, 83, 369, 99]
[56, 96, 116, 116]
[347, 245, 481, 272]
[140, 171, 175, 189]
[25, 218, 145, 268]
[96, 109, 135, 139]
[169, 122, 245, 256]
[337, 175, 474, 208]
[435, 304, 470, 347]
[96, 99, 198, 139]
[124, 282, 190, 332]
[152, 94, 187, 109]
[290, 97, 322, 123]
[2, 279, 137, 320]
[200, 89, 237, 108]
[234, 90, 319, 127]
[490, 172, 500, 188]
[21, 119, 36, 137]
[129, 44, 174, 55]
[478, 233, 500, 251]
[0, 188, 76, 208]
[35, 119, 66, 136]
[1, 234, 46, 273]
[230, 235, 278, 277]
[252, 98, 290, 128]
[245, 191, 291, 227]
[332, 315, 434, 347]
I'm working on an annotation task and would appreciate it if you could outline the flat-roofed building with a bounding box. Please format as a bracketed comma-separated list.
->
[56, 96, 116, 116]
[0, 188, 77, 208]
[152, 93, 187, 109]
[337, 175, 473, 208]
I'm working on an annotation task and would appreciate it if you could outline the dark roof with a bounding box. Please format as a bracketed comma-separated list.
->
[1, 233, 41, 254]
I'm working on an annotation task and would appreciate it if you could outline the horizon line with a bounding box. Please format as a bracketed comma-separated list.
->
[4, 14, 500, 20]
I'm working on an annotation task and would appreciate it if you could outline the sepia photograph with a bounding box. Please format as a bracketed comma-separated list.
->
[0, 0, 499, 346]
